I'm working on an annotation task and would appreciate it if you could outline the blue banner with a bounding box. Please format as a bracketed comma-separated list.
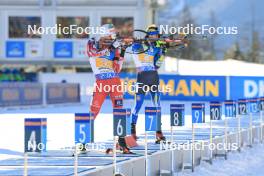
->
[120, 73, 226, 101]
[54, 41, 73, 58]
[230, 76, 264, 100]
[6, 41, 25, 58]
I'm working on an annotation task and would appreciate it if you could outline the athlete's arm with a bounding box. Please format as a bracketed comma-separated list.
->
[113, 48, 125, 73]
[154, 41, 167, 69]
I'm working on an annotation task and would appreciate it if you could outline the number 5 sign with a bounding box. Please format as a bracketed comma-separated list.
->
[75, 113, 94, 144]
[113, 109, 131, 137]
[170, 104, 184, 126]
[145, 107, 161, 131]
[192, 103, 204, 123]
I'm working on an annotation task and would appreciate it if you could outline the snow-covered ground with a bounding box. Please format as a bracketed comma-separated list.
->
[178, 143, 264, 176]
[0, 99, 194, 153]
[1, 99, 264, 176]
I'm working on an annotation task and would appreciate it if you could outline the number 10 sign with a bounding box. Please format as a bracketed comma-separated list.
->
[210, 101, 222, 120]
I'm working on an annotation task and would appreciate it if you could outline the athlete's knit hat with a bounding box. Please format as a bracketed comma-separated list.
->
[146, 24, 159, 36]
[100, 23, 117, 39]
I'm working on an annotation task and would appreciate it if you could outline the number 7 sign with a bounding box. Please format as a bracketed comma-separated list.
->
[145, 107, 161, 131]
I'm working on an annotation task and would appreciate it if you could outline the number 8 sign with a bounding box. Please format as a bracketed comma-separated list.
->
[170, 104, 184, 126]
[192, 103, 204, 123]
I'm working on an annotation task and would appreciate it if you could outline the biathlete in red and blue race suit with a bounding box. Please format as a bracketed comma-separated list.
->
[87, 23, 133, 154]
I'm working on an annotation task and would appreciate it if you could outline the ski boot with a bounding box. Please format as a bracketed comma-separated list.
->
[155, 131, 166, 144]
[106, 137, 134, 154]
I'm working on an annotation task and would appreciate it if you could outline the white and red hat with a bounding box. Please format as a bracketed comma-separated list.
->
[99, 23, 117, 39]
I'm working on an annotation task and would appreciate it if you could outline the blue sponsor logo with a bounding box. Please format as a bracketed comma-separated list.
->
[54, 41, 73, 58]
[6, 41, 25, 58]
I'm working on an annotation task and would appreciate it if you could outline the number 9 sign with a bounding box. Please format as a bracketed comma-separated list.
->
[170, 104, 184, 126]
[210, 101, 222, 120]
[192, 103, 204, 123]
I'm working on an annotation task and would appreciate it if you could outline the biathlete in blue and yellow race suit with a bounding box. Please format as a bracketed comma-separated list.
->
[130, 24, 168, 143]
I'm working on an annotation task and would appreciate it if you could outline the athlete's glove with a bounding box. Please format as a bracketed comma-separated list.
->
[112, 39, 123, 49]
[155, 40, 168, 54]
